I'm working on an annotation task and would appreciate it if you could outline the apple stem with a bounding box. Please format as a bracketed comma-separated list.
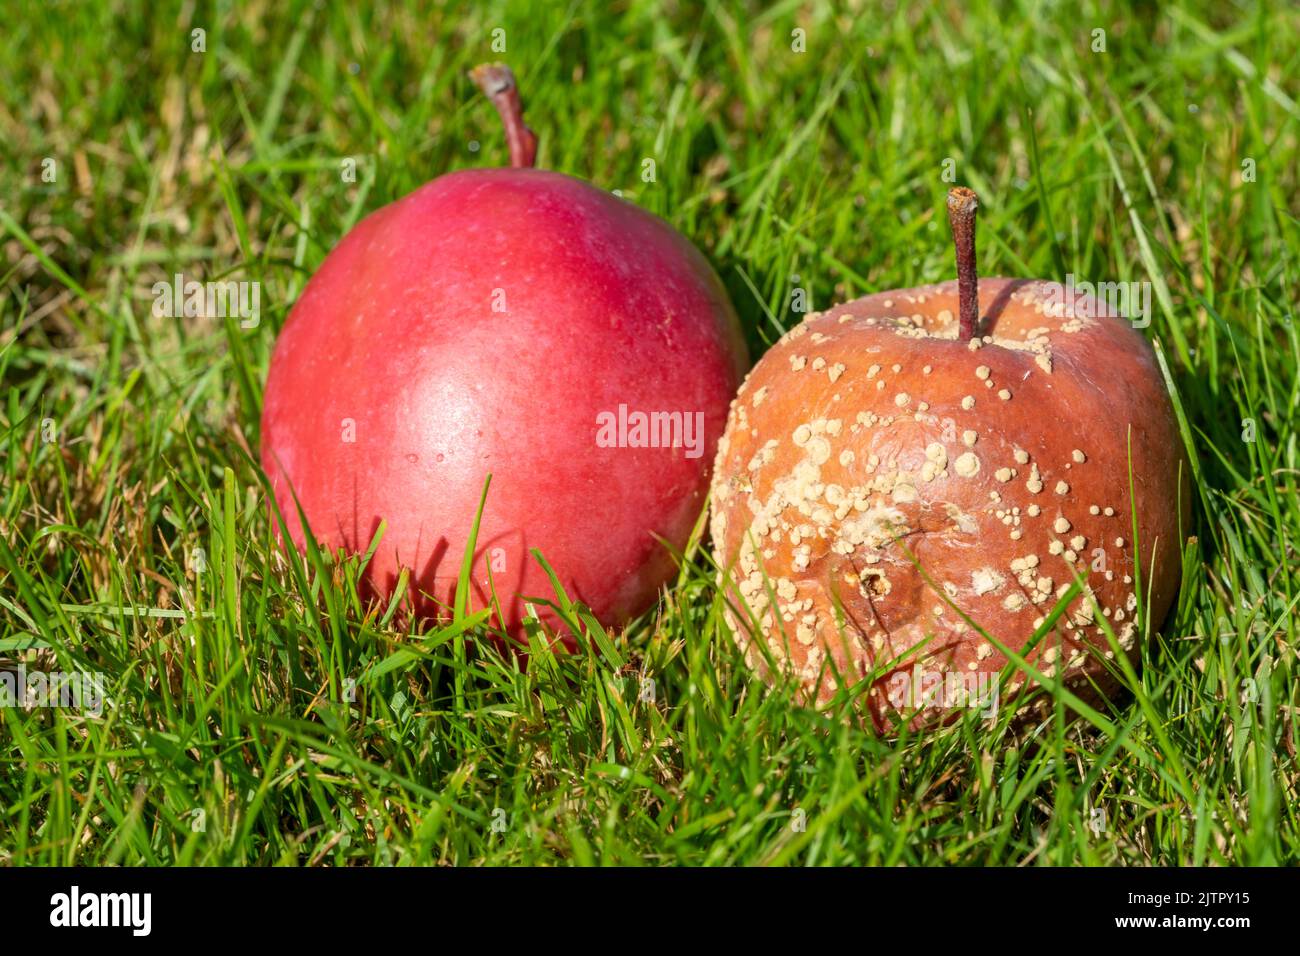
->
[947, 186, 980, 340]
[470, 63, 538, 169]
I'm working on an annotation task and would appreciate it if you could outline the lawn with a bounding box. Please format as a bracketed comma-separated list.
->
[1, 0, 1297, 865]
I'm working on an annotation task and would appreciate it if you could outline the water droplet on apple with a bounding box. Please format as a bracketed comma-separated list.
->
[468, 140, 480, 153]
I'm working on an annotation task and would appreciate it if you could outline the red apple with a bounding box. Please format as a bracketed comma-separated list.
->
[709, 187, 1189, 729]
[261, 65, 747, 644]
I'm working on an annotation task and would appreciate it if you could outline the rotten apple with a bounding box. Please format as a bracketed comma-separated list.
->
[708, 187, 1189, 728]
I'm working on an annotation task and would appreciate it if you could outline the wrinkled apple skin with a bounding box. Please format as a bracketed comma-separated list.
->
[261, 168, 747, 644]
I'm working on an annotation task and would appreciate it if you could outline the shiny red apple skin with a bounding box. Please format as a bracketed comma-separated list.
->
[260, 167, 748, 644]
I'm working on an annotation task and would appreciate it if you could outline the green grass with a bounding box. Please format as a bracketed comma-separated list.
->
[1, 0, 1297, 865]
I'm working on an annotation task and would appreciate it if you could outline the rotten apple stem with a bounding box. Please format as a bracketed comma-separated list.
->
[470, 63, 538, 169]
[947, 186, 980, 340]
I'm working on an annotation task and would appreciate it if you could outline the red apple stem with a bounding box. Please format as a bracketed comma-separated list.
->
[947, 186, 980, 340]
[470, 63, 538, 169]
